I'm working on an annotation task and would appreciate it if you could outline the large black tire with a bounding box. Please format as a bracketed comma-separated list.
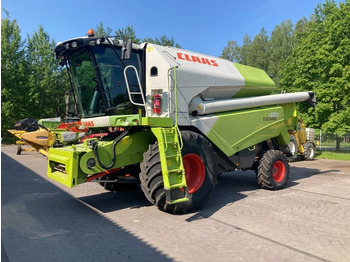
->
[287, 135, 298, 161]
[140, 131, 216, 214]
[303, 142, 315, 160]
[257, 150, 289, 190]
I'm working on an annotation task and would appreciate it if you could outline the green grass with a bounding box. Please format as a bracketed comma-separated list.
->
[316, 151, 350, 161]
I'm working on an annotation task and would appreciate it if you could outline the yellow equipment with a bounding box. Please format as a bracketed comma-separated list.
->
[7, 128, 54, 156]
[288, 119, 316, 161]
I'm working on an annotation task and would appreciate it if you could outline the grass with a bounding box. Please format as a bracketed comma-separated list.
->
[316, 151, 350, 161]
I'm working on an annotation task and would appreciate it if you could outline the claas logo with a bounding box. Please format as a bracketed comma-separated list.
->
[83, 121, 95, 127]
[177, 52, 218, 67]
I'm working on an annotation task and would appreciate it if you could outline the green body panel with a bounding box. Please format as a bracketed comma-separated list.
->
[47, 129, 156, 187]
[109, 115, 142, 126]
[47, 147, 85, 187]
[87, 115, 173, 127]
[206, 103, 297, 157]
[80, 130, 155, 175]
[141, 117, 173, 127]
[38, 119, 61, 129]
[281, 103, 298, 130]
[233, 63, 276, 98]
[151, 127, 189, 204]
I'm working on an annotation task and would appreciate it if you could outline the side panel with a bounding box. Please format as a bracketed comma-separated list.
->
[80, 130, 155, 175]
[48, 148, 84, 187]
[144, 44, 276, 125]
[198, 105, 296, 157]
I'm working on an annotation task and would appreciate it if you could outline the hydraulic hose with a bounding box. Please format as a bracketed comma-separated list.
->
[89, 129, 129, 169]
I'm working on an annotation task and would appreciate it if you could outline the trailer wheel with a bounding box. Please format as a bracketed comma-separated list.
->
[257, 150, 289, 190]
[140, 131, 216, 213]
[303, 142, 315, 160]
[16, 145, 22, 155]
[287, 135, 298, 161]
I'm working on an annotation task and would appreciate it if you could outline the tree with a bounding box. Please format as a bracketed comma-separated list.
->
[143, 34, 181, 48]
[239, 34, 252, 65]
[220, 40, 240, 62]
[246, 27, 269, 72]
[1, 15, 28, 141]
[280, 0, 350, 150]
[95, 22, 112, 36]
[221, 34, 251, 64]
[268, 20, 294, 84]
[26, 25, 68, 119]
[114, 25, 141, 44]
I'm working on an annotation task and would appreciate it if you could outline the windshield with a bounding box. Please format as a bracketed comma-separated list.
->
[68, 45, 143, 118]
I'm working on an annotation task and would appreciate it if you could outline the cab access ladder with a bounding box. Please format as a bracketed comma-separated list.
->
[151, 127, 189, 204]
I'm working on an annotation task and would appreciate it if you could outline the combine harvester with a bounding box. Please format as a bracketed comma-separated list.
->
[47, 29, 317, 213]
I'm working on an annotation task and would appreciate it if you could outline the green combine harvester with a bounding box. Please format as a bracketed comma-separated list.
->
[48, 29, 317, 213]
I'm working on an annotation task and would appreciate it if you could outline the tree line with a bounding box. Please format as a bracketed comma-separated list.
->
[221, 0, 350, 148]
[2, 0, 349, 146]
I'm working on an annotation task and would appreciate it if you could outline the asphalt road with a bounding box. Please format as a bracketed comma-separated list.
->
[2, 145, 350, 262]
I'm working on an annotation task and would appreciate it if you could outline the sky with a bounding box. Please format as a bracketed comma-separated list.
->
[1, 0, 324, 57]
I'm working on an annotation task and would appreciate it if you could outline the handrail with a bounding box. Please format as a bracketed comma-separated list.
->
[123, 65, 146, 108]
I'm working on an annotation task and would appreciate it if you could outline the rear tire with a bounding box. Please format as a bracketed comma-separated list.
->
[303, 142, 315, 160]
[287, 135, 298, 161]
[140, 131, 216, 213]
[257, 150, 289, 190]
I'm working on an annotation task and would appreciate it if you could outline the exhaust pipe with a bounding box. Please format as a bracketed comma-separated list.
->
[189, 92, 317, 116]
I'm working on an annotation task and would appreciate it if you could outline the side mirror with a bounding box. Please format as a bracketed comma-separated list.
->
[121, 39, 132, 60]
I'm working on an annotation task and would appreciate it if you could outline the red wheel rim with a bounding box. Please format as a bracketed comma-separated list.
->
[182, 154, 205, 194]
[272, 160, 285, 182]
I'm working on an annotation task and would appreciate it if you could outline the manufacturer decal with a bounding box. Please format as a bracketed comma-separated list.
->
[83, 121, 95, 127]
[263, 112, 279, 121]
[177, 52, 218, 67]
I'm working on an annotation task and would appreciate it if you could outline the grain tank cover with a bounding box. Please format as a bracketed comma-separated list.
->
[145, 44, 276, 124]
[145, 44, 276, 101]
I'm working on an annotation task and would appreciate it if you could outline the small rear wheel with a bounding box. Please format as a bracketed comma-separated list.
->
[257, 150, 289, 190]
[287, 135, 298, 161]
[16, 145, 22, 155]
[303, 142, 315, 160]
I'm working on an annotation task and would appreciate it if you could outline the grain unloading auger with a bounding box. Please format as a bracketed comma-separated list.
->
[48, 29, 317, 213]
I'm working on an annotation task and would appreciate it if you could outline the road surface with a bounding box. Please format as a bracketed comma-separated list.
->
[2, 145, 350, 261]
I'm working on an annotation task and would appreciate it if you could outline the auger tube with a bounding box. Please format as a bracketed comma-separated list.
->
[188, 91, 316, 116]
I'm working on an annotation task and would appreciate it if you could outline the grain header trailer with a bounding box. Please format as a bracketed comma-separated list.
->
[48, 30, 317, 213]
[8, 118, 87, 156]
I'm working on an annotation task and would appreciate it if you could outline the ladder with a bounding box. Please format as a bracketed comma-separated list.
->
[151, 127, 189, 204]
[123, 65, 146, 109]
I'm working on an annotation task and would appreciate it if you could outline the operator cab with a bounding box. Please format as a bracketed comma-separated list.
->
[55, 29, 145, 118]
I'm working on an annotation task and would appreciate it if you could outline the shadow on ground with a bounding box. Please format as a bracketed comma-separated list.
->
[1, 153, 171, 261]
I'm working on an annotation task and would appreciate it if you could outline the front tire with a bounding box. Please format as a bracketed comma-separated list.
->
[140, 131, 216, 213]
[257, 150, 289, 190]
